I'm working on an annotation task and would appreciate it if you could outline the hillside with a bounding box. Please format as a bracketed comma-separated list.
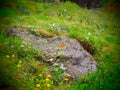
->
[0, 1, 120, 90]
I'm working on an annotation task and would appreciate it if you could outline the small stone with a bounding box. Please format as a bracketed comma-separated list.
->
[46, 58, 53, 62]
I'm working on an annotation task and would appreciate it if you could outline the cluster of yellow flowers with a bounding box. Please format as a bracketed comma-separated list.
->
[6, 54, 15, 59]
[17, 60, 22, 68]
[35, 74, 52, 88]
[64, 73, 71, 82]
[45, 74, 51, 87]
[6, 54, 22, 68]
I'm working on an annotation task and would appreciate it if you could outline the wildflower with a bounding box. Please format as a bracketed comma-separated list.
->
[54, 68, 58, 71]
[88, 32, 91, 35]
[34, 29, 37, 31]
[17, 64, 21, 68]
[86, 37, 89, 40]
[11, 45, 14, 48]
[4, 42, 7, 44]
[46, 84, 51, 88]
[21, 45, 24, 48]
[45, 78, 49, 81]
[59, 43, 66, 49]
[19, 60, 22, 63]
[46, 58, 53, 62]
[19, 28, 24, 32]
[60, 64, 67, 70]
[64, 78, 69, 81]
[12, 54, 15, 58]
[36, 84, 40, 88]
[66, 74, 71, 77]
[49, 58, 53, 61]
[47, 74, 51, 78]
[6, 55, 10, 58]
[38, 74, 42, 77]
[53, 63, 59, 66]
[53, 23, 55, 27]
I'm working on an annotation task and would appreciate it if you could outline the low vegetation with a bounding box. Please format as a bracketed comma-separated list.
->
[0, 0, 120, 90]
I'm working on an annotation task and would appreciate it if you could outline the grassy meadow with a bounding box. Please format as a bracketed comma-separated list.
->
[0, 0, 120, 90]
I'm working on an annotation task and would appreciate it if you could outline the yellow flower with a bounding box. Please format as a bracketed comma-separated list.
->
[47, 74, 51, 78]
[19, 60, 22, 63]
[38, 74, 42, 77]
[64, 78, 69, 81]
[46, 84, 51, 88]
[12, 54, 15, 58]
[6, 55, 10, 58]
[66, 74, 71, 77]
[17, 64, 21, 68]
[4, 42, 7, 44]
[36, 84, 40, 88]
[45, 78, 49, 81]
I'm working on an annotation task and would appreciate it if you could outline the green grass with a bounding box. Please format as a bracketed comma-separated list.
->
[0, 0, 120, 90]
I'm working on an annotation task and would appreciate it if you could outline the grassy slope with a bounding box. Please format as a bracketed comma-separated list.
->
[0, 0, 120, 90]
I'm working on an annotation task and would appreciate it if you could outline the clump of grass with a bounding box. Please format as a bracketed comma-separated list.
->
[37, 29, 56, 37]
[0, 31, 51, 89]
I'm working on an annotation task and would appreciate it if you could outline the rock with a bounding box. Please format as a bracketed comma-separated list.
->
[6, 27, 97, 80]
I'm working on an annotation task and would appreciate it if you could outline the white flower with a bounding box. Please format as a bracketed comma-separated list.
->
[54, 68, 58, 71]
[53, 23, 55, 26]
[86, 37, 89, 40]
[53, 63, 59, 66]
[46, 58, 53, 62]
[21, 45, 24, 48]
[11, 45, 14, 48]
[34, 29, 37, 31]
[88, 32, 91, 35]
[49, 58, 53, 61]
[60, 64, 67, 70]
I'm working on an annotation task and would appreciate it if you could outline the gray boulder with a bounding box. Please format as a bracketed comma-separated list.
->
[6, 27, 97, 80]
